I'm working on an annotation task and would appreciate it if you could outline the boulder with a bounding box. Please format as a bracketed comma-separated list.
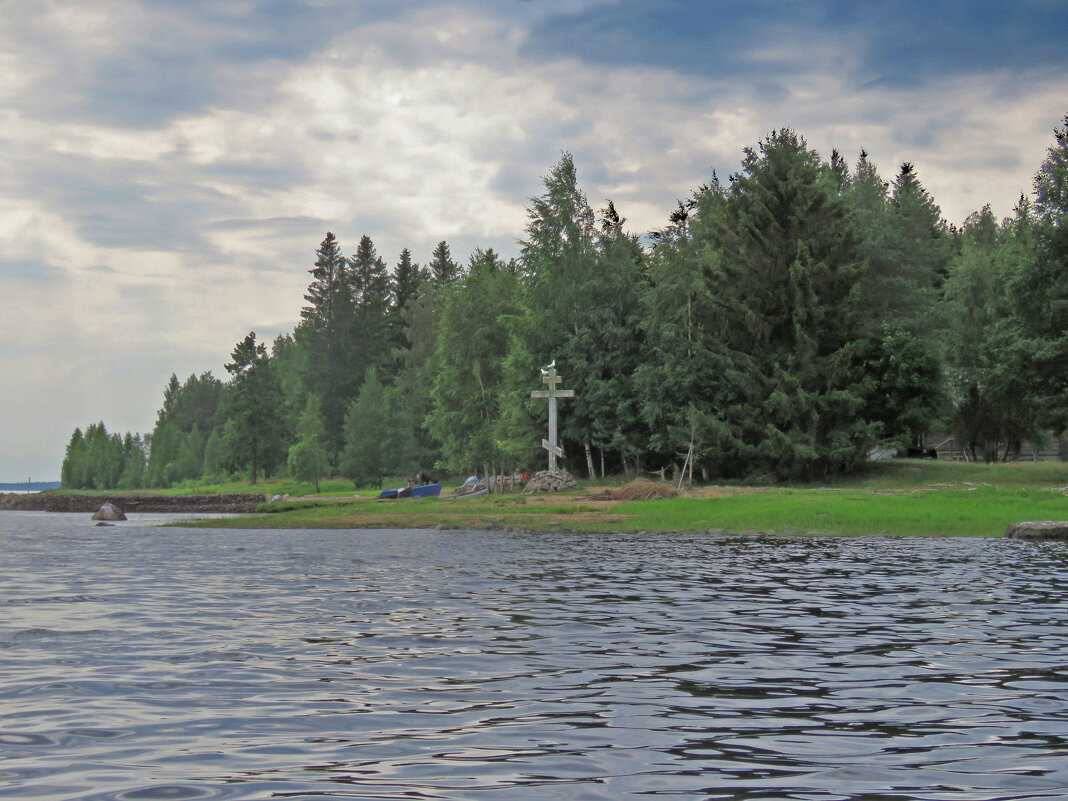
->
[1004, 521, 1068, 541]
[91, 502, 127, 522]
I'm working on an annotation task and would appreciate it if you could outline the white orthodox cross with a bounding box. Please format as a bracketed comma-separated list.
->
[530, 363, 574, 471]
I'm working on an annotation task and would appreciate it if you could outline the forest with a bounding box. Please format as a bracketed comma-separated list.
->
[60, 117, 1068, 490]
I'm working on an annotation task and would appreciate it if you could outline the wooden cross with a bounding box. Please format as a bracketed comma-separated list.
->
[530, 363, 574, 471]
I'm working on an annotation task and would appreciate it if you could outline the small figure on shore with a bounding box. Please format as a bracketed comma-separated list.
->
[416, 470, 435, 485]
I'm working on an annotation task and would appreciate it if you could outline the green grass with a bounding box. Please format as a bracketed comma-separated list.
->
[596, 486, 1068, 537]
[186, 483, 1068, 538]
[801, 458, 1068, 490]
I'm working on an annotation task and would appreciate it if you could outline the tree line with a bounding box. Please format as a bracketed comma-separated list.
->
[61, 117, 1068, 489]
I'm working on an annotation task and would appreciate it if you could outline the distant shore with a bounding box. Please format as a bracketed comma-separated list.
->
[0, 492, 265, 514]
[0, 482, 60, 493]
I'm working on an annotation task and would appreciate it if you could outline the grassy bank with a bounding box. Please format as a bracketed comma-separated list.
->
[178, 459, 1068, 537]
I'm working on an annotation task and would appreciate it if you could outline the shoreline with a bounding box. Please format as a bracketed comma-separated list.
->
[0, 492, 266, 514]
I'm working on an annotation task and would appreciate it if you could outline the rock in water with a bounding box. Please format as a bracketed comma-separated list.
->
[91, 502, 127, 521]
[1005, 521, 1068, 541]
[523, 469, 577, 494]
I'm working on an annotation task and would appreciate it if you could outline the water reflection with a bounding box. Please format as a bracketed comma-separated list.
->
[1, 513, 1068, 799]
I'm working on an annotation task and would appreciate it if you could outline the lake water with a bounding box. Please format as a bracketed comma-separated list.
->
[3, 512, 1068, 800]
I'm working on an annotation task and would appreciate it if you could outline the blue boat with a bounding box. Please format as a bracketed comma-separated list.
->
[377, 483, 442, 499]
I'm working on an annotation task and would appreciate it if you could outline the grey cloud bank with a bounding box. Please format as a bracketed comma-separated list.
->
[0, 0, 1063, 479]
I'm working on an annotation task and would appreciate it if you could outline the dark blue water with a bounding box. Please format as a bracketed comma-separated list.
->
[3, 511, 1068, 800]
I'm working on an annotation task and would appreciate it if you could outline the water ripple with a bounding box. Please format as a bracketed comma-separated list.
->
[2, 513, 1068, 799]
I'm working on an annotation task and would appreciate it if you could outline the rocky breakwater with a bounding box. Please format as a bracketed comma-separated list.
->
[0, 492, 266, 514]
[1005, 521, 1068, 541]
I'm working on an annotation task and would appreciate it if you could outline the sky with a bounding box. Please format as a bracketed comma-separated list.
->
[1, 0, 1066, 481]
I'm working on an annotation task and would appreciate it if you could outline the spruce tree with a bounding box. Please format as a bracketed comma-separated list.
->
[296, 233, 360, 455]
[884, 162, 952, 329]
[710, 129, 876, 479]
[223, 332, 288, 485]
[428, 240, 459, 287]
[349, 234, 393, 373]
[502, 152, 599, 470]
[60, 428, 87, 488]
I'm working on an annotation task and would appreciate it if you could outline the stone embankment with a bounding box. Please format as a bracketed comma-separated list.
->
[0, 492, 265, 514]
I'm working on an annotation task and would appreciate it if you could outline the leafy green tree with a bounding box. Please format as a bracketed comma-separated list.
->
[144, 371, 225, 486]
[83, 422, 124, 489]
[394, 278, 445, 474]
[147, 420, 181, 487]
[339, 368, 414, 487]
[563, 200, 647, 477]
[117, 433, 147, 490]
[1013, 114, 1068, 435]
[862, 322, 947, 450]
[425, 249, 520, 474]
[301, 232, 347, 333]
[943, 206, 1043, 460]
[638, 179, 732, 481]
[223, 332, 288, 484]
[287, 394, 331, 492]
[202, 429, 227, 478]
[270, 332, 309, 447]
[175, 427, 204, 483]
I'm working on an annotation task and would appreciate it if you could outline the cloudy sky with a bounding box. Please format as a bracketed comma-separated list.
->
[2, 0, 1066, 481]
